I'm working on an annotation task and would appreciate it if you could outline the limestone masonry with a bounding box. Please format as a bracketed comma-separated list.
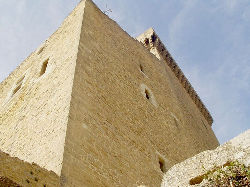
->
[161, 130, 250, 187]
[0, 0, 219, 186]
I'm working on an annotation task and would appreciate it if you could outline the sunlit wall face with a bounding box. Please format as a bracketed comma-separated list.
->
[0, 0, 249, 143]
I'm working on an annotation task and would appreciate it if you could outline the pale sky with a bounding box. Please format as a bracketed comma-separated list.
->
[0, 0, 249, 143]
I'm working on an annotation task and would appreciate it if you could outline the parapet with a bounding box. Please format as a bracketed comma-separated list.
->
[136, 28, 213, 126]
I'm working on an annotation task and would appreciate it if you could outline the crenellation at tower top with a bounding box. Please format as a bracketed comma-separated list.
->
[136, 28, 213, 125]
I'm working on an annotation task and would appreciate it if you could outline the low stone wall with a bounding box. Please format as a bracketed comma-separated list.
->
[0, 150, 59, 187]
[161, 130, 250, 187]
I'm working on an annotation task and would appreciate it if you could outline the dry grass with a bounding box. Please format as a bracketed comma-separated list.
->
[190, 161, 249, 186]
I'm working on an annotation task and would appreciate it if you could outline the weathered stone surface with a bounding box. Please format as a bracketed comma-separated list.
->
[136, 28, 213, 126]
[60, 1, 218, 186]
[0, 1, 85, 175]
[161, 130, 250, 187]
[0, 150, 59, 187]
[0, 176, 21, 187]
[0, 0, 219, 186]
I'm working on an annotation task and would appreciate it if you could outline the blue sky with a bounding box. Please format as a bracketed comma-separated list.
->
[0, 0, 249, 143]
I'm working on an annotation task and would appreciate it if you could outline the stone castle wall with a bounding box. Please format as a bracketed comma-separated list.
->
[0, 0, 85, 175]
[0, 0, 219, 186]
[137, 28, 213, 126]
[60, 0, 219, 186]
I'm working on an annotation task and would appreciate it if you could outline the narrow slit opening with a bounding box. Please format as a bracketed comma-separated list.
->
[140, 64, 144, 73]
[145, 89, 150, 100]
[40, 59, 49, 76]
[158, 157, 166, 173]
[140, 84, 157, 107]
[37, 46, 45, 55]
[12, 84, 22, 96]
[16, 76, 25, 85]
[11, 75, 25, 97]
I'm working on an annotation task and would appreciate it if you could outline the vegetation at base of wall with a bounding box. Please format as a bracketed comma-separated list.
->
[189, 161, 249, 186]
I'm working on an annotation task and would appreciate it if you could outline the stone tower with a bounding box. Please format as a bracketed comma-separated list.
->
[0, 0, 219, 186]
